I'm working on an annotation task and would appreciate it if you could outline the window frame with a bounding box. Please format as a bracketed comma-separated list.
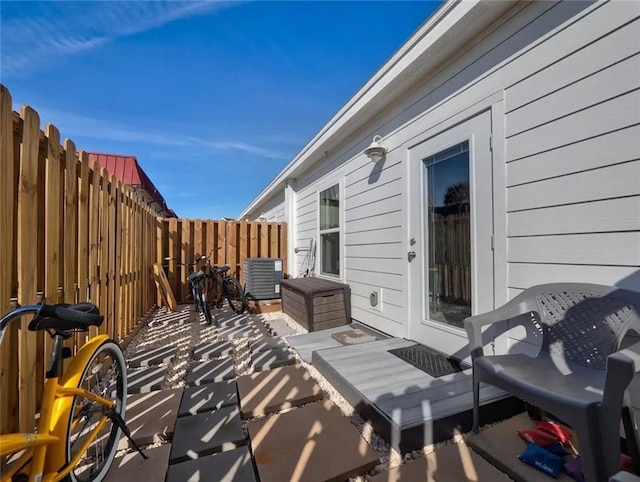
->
[317, 181, 342, 279]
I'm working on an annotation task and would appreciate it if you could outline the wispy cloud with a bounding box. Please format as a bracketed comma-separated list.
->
[33, 106, 289, 161]
[1, 1, 233, 76]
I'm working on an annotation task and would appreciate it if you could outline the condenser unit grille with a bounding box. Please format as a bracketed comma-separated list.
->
[244, 258, 283, 300]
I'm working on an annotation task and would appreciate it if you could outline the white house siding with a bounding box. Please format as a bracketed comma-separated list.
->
[344, 151, 407, 337]
[292, 182, 318, 278]
[245, 192, 285, 222]
[241, 0, 640, 342]
[501, 0, 640, 356]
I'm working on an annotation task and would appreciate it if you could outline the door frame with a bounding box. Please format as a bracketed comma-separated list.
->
[405, 99, 506, 360]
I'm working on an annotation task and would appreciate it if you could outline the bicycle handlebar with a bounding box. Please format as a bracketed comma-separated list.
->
[165, 256, 207, 266]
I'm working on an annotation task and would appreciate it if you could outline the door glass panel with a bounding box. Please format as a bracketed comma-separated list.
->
[424, 141, 471, 328]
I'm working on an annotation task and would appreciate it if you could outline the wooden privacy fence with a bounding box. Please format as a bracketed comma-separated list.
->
[431, 211, 471, 302]
[157, 219, 287, 303]
[0, 85, 157, 434]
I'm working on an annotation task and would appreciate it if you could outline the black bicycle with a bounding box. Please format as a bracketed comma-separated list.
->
[165, 256, 214, 325]
[202, 248, 247, 315]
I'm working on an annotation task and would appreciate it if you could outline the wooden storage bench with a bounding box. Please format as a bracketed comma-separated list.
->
[281, 277, 351, 332]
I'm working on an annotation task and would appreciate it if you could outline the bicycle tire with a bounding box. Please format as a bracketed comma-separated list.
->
[191, 284, 201, 313]
[224, 277, 247, 314]
[200, 291, 214, 325]
[64, 340, 127, 482]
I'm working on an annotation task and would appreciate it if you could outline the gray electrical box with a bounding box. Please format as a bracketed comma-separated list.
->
[244, 258, 283, 300]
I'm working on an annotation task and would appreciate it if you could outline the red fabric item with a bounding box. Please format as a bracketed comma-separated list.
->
[621, 453, 633, 473]
[518, 428, 559, 447]
[536, 421, 573, 444]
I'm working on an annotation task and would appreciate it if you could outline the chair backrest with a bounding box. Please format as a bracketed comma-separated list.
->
[527, 284, 640, 370]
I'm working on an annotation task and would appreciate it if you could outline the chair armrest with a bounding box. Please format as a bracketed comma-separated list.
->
[603, 340, 640, 407]
[464, 292, 537, 360]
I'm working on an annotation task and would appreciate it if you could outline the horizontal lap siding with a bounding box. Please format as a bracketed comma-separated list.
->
[504, 3, 640, 354]
[257, 192, 285, 222]
[344, 153, 406, 337]
[293, 187, 317, 277]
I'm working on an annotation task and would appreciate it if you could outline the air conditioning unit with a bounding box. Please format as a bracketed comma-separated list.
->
[244, 258, 283, 300]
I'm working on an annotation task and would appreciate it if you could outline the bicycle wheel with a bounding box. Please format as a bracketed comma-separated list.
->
[192, 285, 201, 313]
[64, 340, 127, 482]
[224, 277, 247, 314]
[200, 291, 214, 325]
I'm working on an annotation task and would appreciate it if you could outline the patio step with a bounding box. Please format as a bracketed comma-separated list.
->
[118, 388, 182, 450]
[104, 444, 172, 482]
[166, 446, 257, 482]
[169, 406, 247, 464]
[127, 346, 177, 368]
[369, 440, 512, 482]
[236, 364, 323, 418]
[251, 347, 297, 371]
[126, 366, 168, 394]
[185, 358, 236, 386]
[467, 412, 576, 482]
[312, 338, 522, 453]
[247, 399, 379, 482]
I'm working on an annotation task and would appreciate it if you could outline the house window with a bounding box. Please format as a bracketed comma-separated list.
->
[319, 184, 340, 276]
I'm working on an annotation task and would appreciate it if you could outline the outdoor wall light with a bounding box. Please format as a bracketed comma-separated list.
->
[364, 135, 388, 163]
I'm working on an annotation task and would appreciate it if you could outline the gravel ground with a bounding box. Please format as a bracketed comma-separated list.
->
[123, 306, 474, 481]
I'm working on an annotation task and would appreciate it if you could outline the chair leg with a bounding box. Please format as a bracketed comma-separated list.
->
[576, 410, 619, 482]
[472, 373, 480, 433]
[526, 403, 543, 421]
[622, 406, 640, 475]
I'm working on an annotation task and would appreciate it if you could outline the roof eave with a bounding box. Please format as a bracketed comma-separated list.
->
[239, 0, 506, 219]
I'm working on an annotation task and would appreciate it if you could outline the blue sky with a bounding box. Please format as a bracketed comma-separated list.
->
[1, 1, 439, 219]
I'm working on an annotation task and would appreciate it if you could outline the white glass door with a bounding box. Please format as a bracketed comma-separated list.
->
[408, 110, 494, 362]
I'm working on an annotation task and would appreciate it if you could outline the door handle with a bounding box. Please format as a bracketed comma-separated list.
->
[408, 251, 416, 262]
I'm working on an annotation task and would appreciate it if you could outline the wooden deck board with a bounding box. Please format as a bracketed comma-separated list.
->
[312, 337, 515, 451]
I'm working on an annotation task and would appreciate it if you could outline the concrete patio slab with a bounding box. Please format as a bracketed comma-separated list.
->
[467, 412, 575, 482]
[217, 324, 259, 340]
[166, 446, 257, 482]
[248, 399, 379, 482]
[265, 318, 297, 337]
[127, 366, 168, 394]
[170, 406, 246, 464]
[103, 444, 171, 482]
[217, 312, 251, 327]
[128, 346, 177, 368]
[251, 348, 296, 371]
[237, 364, 323, 418]
[250, 336, 288, 353]
[192, 340, 234, 360]
[287, 327, 347, 363]
[186, 358, 236, 386]
[178, 380, 238, 417]
[118, 388, 182, 449]
[369, 440, 512, 482]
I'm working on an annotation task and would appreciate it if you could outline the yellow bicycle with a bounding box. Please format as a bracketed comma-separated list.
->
[0, 303, 145, 482]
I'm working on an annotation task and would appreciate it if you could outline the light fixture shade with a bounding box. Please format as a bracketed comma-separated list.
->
[364, 135, 387, 163]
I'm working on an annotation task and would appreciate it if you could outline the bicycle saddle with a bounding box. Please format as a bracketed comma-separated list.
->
[216, 266, 230, 274]
[29, 303, 104, 332]
[188, 270, 206, 282]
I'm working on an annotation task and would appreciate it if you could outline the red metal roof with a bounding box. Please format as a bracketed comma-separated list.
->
[87, 152, 175, 217]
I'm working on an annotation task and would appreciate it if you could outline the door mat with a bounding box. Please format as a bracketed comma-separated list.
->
[331, 329, 377, 346]
[388, 344, 470, 378]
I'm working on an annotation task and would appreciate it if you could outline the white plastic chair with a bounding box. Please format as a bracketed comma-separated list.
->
[464, 283, 640, 482]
